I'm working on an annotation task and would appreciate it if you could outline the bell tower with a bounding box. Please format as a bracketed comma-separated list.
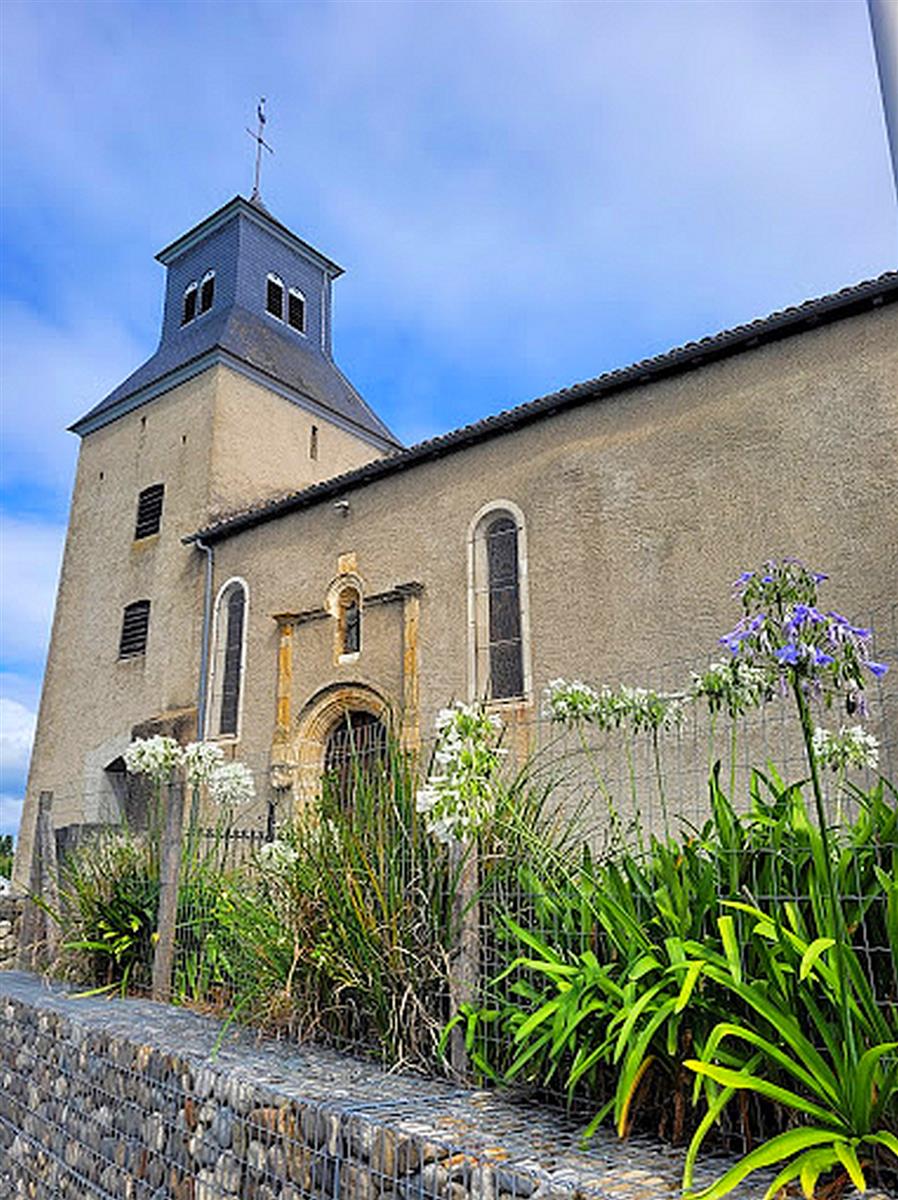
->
[14, 196, 401, 888]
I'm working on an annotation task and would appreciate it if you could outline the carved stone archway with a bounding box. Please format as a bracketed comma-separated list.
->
[292, 682, 392, 808]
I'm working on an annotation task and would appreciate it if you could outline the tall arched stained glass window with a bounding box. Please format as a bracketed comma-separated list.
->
[485, 516, 523, 699]
[469, 504, 530, 702]
[209, 579, 248, 738]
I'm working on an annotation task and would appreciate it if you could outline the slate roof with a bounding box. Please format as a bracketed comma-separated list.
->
[186, 269, 898, 544]
[69, 303, 401, 447]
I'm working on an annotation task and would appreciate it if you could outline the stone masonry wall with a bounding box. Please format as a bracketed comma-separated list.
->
[0, 900, 21, 970]
[0, 972, 886, 1200]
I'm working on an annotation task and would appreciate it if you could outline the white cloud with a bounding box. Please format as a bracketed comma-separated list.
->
[0, 698, 35, 776]
[0, 514, 65, 671]
[0, 300, 143, 495]
[0, 794, 24, 841]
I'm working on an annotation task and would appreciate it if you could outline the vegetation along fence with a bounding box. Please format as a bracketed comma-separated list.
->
[16, 567, 898, 1198]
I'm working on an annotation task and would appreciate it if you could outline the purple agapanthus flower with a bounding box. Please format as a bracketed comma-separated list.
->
[720, 560, 888, 707]
[776, 643, 800, 664]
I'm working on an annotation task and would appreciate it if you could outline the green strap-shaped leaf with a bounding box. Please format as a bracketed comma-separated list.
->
[798, 936, 836, 981]
[833, 1141, 867, 1193]
[718, 916, 741, 984]
[867, 1129, 898, 1159]
[675, 960, 704, 1014]
[684, 1061, 841, 1127]
[685, 1127, 848, 1200]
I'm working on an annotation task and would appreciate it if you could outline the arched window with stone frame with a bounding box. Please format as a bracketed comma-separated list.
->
[326, 574, 364, 663]
[468, 501, 532, 703]
[207, 577, 249, 738]
[337, 585, 362, 659]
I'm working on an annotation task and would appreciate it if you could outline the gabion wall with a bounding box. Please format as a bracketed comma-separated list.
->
[0, 971, 843, 1200]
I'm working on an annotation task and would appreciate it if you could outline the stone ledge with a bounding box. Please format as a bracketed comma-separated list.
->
[0, 972, 888, 1200]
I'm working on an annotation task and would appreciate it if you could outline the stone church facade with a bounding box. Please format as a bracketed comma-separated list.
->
[12, 195, 898, 886]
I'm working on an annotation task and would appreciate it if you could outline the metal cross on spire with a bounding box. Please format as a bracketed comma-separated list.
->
[246, 98, 274, 204]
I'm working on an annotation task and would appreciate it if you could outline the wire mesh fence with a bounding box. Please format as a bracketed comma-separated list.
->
[15, 604, 898, 1162]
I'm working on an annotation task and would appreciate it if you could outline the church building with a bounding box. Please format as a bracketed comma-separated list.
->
[12, 194, 898, 885]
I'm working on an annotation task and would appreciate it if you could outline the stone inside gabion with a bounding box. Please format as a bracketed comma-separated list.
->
[2, 971, 873, 1200]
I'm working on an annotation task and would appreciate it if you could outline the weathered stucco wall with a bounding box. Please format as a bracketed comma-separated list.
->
[14, 373, 217, 886]
[210, 370, 388, 518]
[207, 304, 897, 799]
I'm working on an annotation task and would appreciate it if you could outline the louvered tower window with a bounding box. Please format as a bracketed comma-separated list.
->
[199, 270, 215, 314]
[134, 484, 164, 539]
[181, 282, 197, 325]
[288, 287, 306, 332]
[119, 600, 150, 658]
[266, 273, 284, 319]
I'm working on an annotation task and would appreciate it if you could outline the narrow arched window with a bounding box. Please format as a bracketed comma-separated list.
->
[469, 504, 530, 702]
[199, 270, 215, 314]
[209, 579, 248, 738]
[181, 282, 198, 325]
[288, 287, 306, 332]
[309, 424, 319, 461]
[266, 273, 284, 320]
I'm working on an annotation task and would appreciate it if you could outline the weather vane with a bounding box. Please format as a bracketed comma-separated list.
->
[246, 98, 274, 203]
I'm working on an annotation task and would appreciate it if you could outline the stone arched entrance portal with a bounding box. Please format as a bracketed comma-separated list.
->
[292, 683, 391, 808]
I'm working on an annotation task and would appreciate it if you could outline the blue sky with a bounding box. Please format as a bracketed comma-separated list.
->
[0, 0, 895, 839]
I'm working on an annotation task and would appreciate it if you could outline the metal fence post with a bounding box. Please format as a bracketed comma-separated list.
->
[449, 840, 480, 1077]
[151, 775, 185, 1003]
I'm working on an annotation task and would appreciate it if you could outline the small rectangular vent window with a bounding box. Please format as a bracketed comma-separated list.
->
[135, 483, 164, 539]
[119, 600, 150, 658]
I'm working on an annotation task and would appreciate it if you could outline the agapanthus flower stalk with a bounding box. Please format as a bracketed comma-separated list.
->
[416, 701, 505, 844]
[720, 559, 887, 708]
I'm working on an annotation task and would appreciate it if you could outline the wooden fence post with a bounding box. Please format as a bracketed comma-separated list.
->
[17, 790, 58, 970]
[151, 775, 185, 1003]
[449, 840, 481, 1077]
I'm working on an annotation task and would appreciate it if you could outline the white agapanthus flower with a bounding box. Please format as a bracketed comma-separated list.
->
[812, 725, 880, 773]
[208, 761, 256, 807]
[183, 741, 225, 787]
[544, 679, 603, 724]
[257, 838, 299, 872]
[619, 686, 685, 733]
[545, 679, 684, 732]
[416, 701, 505, 844]
[123, 735, 184, 782]
[689, 659, 770, 718]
